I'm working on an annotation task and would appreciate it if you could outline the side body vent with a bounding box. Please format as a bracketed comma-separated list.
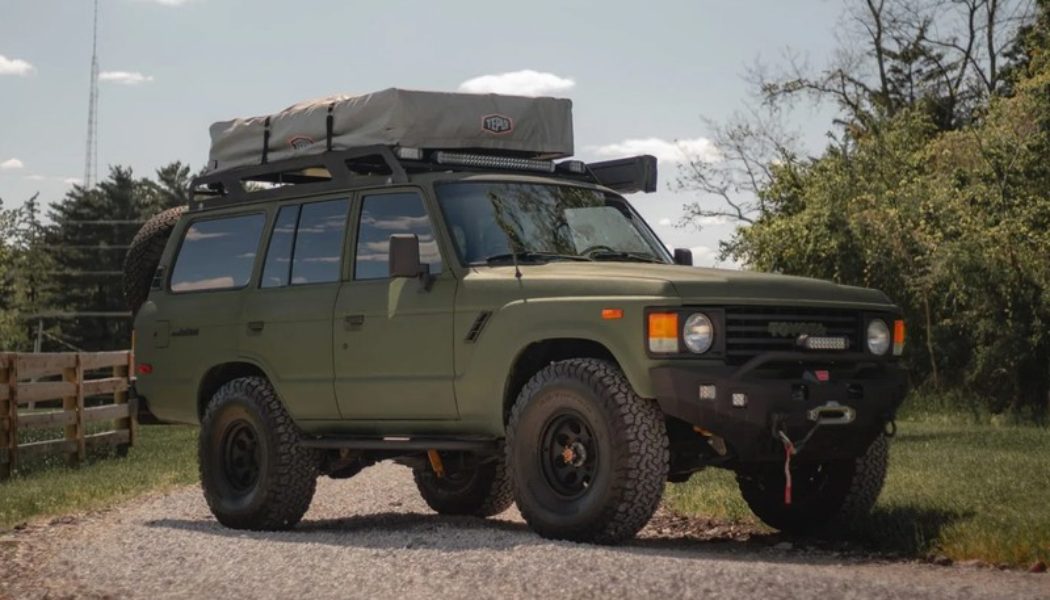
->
[464, 311, 493, 343]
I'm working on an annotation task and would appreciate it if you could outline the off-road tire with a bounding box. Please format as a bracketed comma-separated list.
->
[123, 206, 186, 314]
[736, 434, 889, 535]
[412, 452, 514, 517]
[506, 358, 669, 544]
[199, 376, 319, 530]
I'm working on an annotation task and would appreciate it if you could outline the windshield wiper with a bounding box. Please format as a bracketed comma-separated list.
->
[477, 251, 593, 266]
[586, 251, 664, 264]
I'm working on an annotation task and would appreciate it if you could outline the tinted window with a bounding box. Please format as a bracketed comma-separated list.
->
[260, 205, 300, 288]
[355, 193, 442, 280]
[170, 214, 264, 292]
[291, 199, 349, 285]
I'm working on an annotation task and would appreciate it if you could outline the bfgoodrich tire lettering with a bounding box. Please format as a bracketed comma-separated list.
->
[199, 376, 319, 530]
[736, 434, 889, 534]
[506, 358, 669, 544]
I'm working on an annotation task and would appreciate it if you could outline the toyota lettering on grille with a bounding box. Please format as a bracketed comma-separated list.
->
[767, 321, 828, 337]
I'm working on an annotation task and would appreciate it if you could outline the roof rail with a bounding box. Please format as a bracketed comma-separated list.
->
[188, 146, 658, 210]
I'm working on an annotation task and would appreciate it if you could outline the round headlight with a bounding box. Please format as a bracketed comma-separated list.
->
[683, 313, 714, 354]
[867, 319, 890, 355]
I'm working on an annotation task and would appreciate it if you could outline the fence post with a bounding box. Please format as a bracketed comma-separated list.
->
[2, 354, 18, 479]
[0, 354, 10, 480]
[114, 353, 134, 454]
[62, 355, 85, 466]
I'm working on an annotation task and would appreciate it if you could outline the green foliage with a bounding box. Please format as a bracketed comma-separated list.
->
[666, 419, 1050, 567]
[704, 3, 1050, 418]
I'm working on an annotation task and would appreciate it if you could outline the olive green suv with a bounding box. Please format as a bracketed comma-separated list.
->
[127, 147, 906, 543]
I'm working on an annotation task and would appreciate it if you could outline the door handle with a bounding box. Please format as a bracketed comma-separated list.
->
[344, 314, 365, 330]
[247, 320, 265, 333]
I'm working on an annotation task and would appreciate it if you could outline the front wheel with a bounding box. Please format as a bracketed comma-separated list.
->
[507, 358, 669, 544]
[736, 434, 889, 535]
[199, 377, 319, 530]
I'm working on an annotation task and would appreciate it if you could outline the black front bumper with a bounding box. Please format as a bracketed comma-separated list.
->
[651, 352, 907, 463]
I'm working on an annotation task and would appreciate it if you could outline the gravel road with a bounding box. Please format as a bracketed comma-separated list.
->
[2, 463, 1047, 600]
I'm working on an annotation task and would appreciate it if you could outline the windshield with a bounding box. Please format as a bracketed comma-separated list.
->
[436, 182, 670, 266]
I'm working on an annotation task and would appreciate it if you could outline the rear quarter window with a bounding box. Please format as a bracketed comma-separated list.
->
[170, 213, 265, 293]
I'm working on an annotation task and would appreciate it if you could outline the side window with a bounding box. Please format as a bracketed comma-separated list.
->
[355, 192, 443, 280]
[291, 198, 349, 285]
[170, 214, 264, 293]
[260, 205, 300, 288]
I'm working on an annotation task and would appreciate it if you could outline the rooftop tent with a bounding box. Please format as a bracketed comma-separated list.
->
[205, 88, 574, 175]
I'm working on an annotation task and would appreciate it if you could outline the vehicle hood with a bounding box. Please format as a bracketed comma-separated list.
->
[504, 262, 896, 309]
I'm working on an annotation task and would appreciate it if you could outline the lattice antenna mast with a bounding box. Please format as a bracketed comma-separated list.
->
[83, 0, 100, 188]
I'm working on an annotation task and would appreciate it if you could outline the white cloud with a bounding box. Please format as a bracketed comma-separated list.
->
[0, 158, 25, 170]
[63, 177, 82, 185]
[99, 71, 154, 85]
[0, 55, 34, 76]
[589, 137, 719, 164]
[658, 218, 673, 227]
[25, 174, 46, 181]
[458, 70, 575, 97]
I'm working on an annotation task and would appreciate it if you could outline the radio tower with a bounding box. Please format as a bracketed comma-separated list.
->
[83, 0, 100, 188]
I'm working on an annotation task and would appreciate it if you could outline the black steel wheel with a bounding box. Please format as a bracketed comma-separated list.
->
[507, 358, 669, 544]
[199, 376, 319, 530]
[539, 411, 598, 499]
[412, 450, 513, 517]
[736, 434, 889, 535]
[221, 420, 261, 494]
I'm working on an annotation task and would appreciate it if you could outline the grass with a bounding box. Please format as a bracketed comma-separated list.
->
[0, 425, 198, 531]
[665, 418, 1050, 567]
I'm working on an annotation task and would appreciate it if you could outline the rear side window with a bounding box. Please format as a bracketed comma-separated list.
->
[260, 205, 300, 288]
[170, 214, 265, 292]
[291, 199, 349, 285]
[260, 198, 349, 288]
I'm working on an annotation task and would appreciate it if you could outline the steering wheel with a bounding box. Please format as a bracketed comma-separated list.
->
[579, 244, 617, 257]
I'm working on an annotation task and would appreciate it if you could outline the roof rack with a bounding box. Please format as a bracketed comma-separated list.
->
[189, 146, 657, 209]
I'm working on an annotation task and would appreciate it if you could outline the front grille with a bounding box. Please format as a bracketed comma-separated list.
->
[723, 306, 861, 364]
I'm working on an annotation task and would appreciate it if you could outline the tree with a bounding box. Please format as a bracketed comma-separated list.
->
[679, 0, 1050, 417]
[42, 164, 190, 351]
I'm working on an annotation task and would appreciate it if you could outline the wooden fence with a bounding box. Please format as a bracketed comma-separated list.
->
[0, 351, 136, 480]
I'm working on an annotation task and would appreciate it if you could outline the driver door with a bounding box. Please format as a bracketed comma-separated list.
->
[332, 190, 458, 420]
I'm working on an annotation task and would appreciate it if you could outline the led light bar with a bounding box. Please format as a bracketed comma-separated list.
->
[433, 151, 556, 173]
[797, 335, 849, 351]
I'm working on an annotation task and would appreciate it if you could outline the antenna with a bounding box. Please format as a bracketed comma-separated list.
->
[83, 0, 100, 188]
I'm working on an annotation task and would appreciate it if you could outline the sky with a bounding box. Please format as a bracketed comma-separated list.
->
[0, 0, 845, 267]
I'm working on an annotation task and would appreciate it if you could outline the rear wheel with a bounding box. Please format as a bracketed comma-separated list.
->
[507, 358, 669, 544]
[736, 434, 889, 534]
[199, 376, 319, 530]
[123, 205, 186, 314]
[412, 451, 513, 517]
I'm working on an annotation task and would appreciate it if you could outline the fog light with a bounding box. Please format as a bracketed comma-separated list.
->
[699, 385, 717, 401]
[732, 393, 748, 407]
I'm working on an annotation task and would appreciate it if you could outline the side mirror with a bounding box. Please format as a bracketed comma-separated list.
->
[389, 234, 433, 290]
[673, 248, 694, 266]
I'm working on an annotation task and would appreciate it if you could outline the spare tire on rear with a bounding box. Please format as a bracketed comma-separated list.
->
[123, 206, 186, 314]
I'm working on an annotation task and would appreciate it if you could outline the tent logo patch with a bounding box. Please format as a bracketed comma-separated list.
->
[481, 114, 514, 135]
[288, 136, 315, 152]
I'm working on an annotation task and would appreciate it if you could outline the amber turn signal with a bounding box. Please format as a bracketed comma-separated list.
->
[648, 312, 679, 353]
[602, 308, 624, 320]
[893, 319, 906, 356]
